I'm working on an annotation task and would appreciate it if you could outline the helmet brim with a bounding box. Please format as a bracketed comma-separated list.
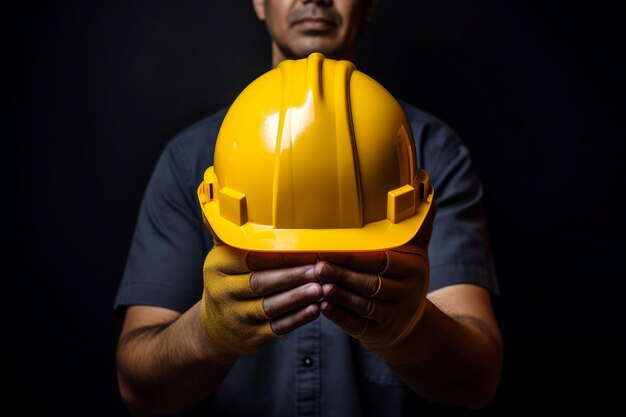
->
[200, 184, 434, 252]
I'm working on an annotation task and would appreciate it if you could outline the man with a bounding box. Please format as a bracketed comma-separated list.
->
[115, 1, 503, 416]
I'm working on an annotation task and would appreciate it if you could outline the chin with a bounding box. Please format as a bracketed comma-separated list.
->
[284, 34, 340, 55]
[291, 44, 346, 60]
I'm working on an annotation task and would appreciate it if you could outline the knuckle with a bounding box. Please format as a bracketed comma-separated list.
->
[270, 319, 286, 336]
[262, 297, 273, 318]
[368, 279, 378, 295]
[323, 283, 336, 298]
[249, 272, 265, 295]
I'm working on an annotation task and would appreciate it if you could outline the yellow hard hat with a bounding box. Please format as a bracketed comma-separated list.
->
[198, 52, 434, 251]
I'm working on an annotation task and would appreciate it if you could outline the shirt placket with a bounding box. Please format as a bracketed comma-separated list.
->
[295, 318, 321, 417]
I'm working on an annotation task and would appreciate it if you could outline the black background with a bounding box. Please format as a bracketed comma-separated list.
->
[4, 1, 625, 415]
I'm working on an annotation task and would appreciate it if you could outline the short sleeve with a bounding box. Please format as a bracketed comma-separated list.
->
[407, 105, 499, 295]
[113, 114, 223, 315]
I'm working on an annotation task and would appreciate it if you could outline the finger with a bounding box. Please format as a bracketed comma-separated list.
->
[270, 303, 320, 336]
[380, 248, 428, 278]
[249, 264, 317, 296]
[263, 283, 322, 319]
[205, 245, 251, 275]
[317, 251, 386, 274]
[323, 284, 396, 323]
[314, 261, 380, 297]
[320, 300, 367, 337]
[247, 251, 318, 270]
[373, 275, 408, 301]
[221, 273, 259, 300]
[321, 283, 375, 319]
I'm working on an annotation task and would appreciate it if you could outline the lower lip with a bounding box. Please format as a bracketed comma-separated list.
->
[295, 20, 335, 31]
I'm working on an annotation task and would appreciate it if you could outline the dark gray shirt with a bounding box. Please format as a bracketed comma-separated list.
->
[114, 101, 498, 416]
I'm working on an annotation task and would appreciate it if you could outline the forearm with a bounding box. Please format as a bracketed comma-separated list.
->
[379, 299, 503, 409]
[117, 302, 233, 416]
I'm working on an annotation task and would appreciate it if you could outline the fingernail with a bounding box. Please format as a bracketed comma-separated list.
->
[304, 267, 316, 279]
[322, 283, 334, 297]
[307, 283, 322, 298]
[320, 301, 333, 316]
[316, 261, 334, 278]
[307, 304, 321, 316]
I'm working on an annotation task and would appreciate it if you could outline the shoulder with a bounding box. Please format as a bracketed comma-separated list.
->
[397, 99, 465, 172]
[161, 107, 228, 184]
[398, 99, 461, 143]
[166, 107, 228, 157]
[398, 99, 445, 126]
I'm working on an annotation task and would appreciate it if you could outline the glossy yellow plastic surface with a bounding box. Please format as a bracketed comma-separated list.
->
[198, 53, 435, 251]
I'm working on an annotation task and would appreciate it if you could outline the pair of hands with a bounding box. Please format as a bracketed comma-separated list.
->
[201, 222, 433, 364]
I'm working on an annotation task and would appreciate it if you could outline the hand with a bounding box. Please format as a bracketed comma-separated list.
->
[201, 242, 320, 363]
[316, 245, 429, 350]
[316, 200, 436, 351]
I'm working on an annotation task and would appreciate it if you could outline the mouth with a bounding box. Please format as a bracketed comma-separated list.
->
[292, 17, 337, 31]
[289, 4, 340, 33]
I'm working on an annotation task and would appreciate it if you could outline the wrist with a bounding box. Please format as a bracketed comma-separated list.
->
[195, 301, 239, 365]
[375, 299, 434, 366]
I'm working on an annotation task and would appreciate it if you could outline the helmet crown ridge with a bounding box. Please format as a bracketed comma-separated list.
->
[272, 52, 362, 229]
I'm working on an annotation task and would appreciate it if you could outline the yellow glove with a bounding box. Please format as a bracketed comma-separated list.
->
[318, 199, 436, 353]
[201, 241, 276, 363]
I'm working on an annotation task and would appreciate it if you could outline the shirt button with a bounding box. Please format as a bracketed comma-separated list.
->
[302, 357, 313, 367]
